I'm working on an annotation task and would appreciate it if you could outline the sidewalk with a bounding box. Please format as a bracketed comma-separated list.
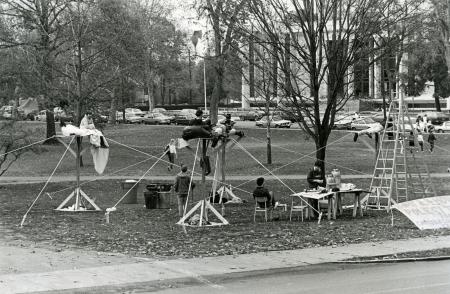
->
[1, 235, 449, 293]
[1, 173, 449, 185]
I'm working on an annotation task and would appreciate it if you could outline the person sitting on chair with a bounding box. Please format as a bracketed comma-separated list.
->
[253, 177, 277, 209]
[306, 161, 325, 217]
[307, 161, 325, 189]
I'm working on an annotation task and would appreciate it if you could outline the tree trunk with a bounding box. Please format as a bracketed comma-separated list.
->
[108, 90, 117, 124]
[265, 96, 272, 164]
[315, 130, 329, 179]
[434, 94, 442, 111]
[211, 65, 224, 124]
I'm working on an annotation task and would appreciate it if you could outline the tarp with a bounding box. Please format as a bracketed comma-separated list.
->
[392, 196, 450, 230]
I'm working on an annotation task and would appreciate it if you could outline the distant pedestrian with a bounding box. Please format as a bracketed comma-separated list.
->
[398, 133, 404, 154]
[408, 131, 415, 153]
[164, 139, 177, 171]
[417, 131, 424, 152]
[428, 130, 436, 153]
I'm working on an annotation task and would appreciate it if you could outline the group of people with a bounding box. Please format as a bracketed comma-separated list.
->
[407, 128, 436, 153]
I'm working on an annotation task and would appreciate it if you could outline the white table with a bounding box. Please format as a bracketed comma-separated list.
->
[291, 191, 335, 220]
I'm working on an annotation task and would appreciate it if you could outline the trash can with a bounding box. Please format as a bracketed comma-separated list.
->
[121, 180, 139, 204]
[144, 184, 159, 209]
[157, 191, 172, 209]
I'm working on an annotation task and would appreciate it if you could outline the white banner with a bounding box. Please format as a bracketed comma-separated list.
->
[393, 196, 450, 230]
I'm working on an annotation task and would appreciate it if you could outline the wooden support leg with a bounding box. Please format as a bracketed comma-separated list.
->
[353, 194, 358, 218]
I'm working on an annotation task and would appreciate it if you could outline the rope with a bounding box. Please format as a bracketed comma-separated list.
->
[246, 135, 369, 176]
[110, 152, 167, 209]
[0, 135, 56, 158]
[234, 132, 353, 189]
[49, 157, 154, 196]
[231, 138, 319, 214]
[106, 137, 253, 196]
[20, 136, 75, 227]
[183, 140, 200, 216]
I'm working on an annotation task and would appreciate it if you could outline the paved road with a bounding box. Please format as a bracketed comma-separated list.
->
[156, 260, 450, 294]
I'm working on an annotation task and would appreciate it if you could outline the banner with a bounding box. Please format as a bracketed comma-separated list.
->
[393, 196, 450, 230]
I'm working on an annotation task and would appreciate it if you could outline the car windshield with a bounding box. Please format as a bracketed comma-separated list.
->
[272, 116, 282, 121]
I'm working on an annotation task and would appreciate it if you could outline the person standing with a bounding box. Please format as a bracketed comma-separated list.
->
[428, 130, 436, 153]
[174, 165, 195, 217]
[164, 139, 177, 171]
[408, 131, 415, 153]
[417, 131, 424, 152]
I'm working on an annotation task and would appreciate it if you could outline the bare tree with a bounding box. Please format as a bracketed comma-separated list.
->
[240, 0, 422, 173]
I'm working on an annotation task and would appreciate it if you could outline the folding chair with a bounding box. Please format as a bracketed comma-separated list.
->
[289, 195, 307, 221]
[254, 196, 272, 222]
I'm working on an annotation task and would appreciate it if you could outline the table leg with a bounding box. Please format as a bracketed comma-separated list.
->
[353, 194, 358, 218]
[333, 193, 338, 220]
[357, 192, 363, 217]
[327, 196, 332, 220]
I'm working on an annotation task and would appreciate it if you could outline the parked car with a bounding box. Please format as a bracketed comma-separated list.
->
[152, 108, 167, 113]
[0, 105, 13, 119]
[333, 115, 353, 129]
[116, 111, 144, 124]
[125, 108, 145, 117]
[36, 110, 47, 121]
[435, 121, 450, 133]
[217, 114, 236, 126]
[143, 113, 171, 125]
[256, 116, 292, 128]
[239, 110, 263, 121]
[350, 117, 380, 130]
[174, 114, 195, 125]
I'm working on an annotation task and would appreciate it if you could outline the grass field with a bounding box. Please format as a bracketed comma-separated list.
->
[1, 122, 450, 258]
[1, 179, 450, 259]
[5, 122, 450, 181]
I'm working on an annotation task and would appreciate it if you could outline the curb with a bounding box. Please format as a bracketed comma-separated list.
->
[333, 255, 450, 264]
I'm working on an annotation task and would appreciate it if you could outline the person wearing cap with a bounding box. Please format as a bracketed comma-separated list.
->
[174, 165, 195, 217]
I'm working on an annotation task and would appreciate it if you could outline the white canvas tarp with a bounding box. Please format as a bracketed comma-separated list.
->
[393, 196, 450, 230]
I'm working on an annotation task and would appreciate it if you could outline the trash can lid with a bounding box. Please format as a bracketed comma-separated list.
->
[125, 179, 138, 183]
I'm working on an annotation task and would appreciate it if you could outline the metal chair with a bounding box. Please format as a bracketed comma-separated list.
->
[289, 195, 307, 221]
[254, 196, 272, 222]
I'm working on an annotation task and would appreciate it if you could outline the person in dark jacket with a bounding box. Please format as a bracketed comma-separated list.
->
[428, 130, 436, 153]
[174, 165, 195, 216]
[189, 109, 204, 126]
[306, 161, 325, 217]
[253, 177, 276, 209]
[307, 161, 325, 189]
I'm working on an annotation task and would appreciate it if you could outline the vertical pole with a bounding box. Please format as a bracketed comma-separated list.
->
[202, 139, 208, 221]
[75, 135, 81, 210]
[221, 141, 226, 183]
[204, 60, 207, 112]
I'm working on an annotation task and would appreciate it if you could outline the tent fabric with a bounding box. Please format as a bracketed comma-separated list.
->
[61, 124, 109, 174]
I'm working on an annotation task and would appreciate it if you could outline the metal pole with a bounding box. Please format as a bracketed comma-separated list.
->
[204, 59, 207, 111]
[75, 136, 81, 210]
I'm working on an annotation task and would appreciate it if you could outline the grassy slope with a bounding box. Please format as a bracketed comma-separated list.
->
[1, 123, 450, 258]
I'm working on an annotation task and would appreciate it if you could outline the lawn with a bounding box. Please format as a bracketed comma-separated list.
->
[4, 122, 450, 179]
[1, 122, 450, 259]
[1, 179, 450, 259]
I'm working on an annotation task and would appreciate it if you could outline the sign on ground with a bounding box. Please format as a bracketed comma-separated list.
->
[393, 196, 450, 230]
